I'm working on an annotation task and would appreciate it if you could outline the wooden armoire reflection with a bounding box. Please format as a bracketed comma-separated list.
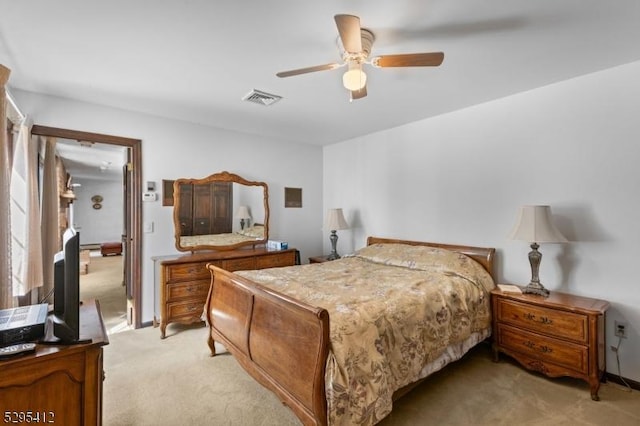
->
[178, 182, 232, 236]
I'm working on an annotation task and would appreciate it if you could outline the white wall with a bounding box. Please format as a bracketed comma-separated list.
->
[72, 178, 123, 245]
[13, 90, 324, 324]
[324, 61, 640, 381]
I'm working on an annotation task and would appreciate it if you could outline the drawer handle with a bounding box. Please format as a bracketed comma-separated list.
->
[186, 286, 195, 293]
[523, 313, 553, 325]
[188, 306, 198, 312]
[523, 340, 553, 354]
[539, 345, 553, 353]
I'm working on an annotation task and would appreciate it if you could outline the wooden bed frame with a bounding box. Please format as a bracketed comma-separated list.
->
[204, 237, 495, 426]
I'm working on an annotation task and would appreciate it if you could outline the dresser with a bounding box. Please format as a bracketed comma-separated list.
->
[491, 288, 609, 400]
[0, 300, 108, 425]
[159, 247, 297, 338]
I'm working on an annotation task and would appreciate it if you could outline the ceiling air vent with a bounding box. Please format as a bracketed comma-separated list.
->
[242, 89, 282, 106]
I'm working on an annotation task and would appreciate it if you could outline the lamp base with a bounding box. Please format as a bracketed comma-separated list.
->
[522, 281, 550, 297]
[328, 230, 340, 260]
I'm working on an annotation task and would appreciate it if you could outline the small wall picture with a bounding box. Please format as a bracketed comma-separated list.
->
[162, 180, 175, 206]
[284, 187, 302, 208]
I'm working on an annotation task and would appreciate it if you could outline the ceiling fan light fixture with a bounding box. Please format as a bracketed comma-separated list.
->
[342, 63, 367, 91]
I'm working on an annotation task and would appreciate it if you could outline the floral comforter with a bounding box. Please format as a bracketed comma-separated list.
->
[179, 232, 260, 247]
[236, 243, 495, 425]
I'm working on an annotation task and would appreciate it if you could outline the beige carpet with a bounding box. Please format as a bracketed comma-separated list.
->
[80, 253, 130, 334]
[103, 324, 640, 426]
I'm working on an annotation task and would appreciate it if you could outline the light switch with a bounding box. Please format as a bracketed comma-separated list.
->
[144, 221, 154, 233]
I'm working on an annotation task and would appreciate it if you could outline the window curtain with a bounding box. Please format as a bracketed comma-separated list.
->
[40, 136, 59, 301]
[0, 64, 14, 309]
[10, 124, 44, 297]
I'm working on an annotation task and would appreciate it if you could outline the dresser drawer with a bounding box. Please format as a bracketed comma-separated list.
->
[165, 262, 211, 282]
[223, 257, 256, 272]
[495, 298, 588, 343]
[166, 280, 210, 302]
[167, 300, 204, 319]
[497, 324, 588, 374]
[255, 252, 295, 269]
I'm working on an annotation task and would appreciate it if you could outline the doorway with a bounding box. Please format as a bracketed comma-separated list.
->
[31, 125, 143, 329]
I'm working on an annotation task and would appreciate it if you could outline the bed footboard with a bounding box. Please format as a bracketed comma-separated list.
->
[205, 264, 330, 426]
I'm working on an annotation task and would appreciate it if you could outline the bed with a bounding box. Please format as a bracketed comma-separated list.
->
[179, 224, 265, 248]
[204, 236, 496, 425]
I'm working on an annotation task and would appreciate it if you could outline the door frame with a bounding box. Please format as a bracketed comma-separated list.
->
[31, 125, 143, 328]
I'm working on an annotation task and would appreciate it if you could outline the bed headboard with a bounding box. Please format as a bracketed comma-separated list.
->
[366, 236, 496, 279]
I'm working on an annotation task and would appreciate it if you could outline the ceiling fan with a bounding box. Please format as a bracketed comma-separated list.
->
[276, 14, 444, 101]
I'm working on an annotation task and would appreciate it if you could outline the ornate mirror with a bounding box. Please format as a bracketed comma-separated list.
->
[173, 171, 269, 251]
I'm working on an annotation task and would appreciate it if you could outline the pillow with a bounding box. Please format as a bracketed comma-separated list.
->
[346, 243, 495, 292]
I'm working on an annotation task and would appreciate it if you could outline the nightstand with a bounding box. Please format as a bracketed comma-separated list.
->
[308, 255, 332, 264]
[491, 287, 609, 400]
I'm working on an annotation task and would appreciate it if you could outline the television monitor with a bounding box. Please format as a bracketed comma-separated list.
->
[41, 229, 91, 345]
[53, 251, 65, 315]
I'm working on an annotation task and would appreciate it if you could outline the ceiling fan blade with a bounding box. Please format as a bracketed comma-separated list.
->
[350, 85, 367, 100]
[335, 14, 362, 53]
[372, 52, 444, 68]
[276, 63, 342, 78]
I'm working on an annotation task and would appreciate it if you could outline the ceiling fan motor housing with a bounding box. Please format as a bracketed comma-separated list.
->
[341, 29, 375, 63]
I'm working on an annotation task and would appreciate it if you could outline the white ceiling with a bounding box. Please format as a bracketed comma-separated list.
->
[2, 0, 640, 148]
[55, 139, 126, 181]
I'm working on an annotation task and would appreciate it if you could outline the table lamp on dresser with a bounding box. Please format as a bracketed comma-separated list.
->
[235, 206, 251, 230]
[509, 205, 568, 296]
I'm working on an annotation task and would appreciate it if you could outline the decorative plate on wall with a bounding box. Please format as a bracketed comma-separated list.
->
[91, 195, 103, 203]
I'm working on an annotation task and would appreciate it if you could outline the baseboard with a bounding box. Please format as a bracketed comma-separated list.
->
[140, 320, 154, 328]
[80, 243, 101, 250]
[605, 372, 640, 390]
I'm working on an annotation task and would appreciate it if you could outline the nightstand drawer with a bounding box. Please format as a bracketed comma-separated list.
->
[255, 252, 295, 269]
[497, 324, 588, 374]
[166, 280, 210, 302]
[495, 298, 588, 343]
[165, 262, 211, 282]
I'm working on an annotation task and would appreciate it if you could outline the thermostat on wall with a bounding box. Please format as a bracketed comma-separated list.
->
[142, 192, 157, 202]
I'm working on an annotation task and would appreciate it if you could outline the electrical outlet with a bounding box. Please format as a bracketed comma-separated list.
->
[614, 320, 628, 338]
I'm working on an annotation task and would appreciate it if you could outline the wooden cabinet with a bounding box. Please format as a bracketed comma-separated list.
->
[160, 248, 297, 338]
[0, 300, 108, 425]
[491, 288, 609, 400]
[177, 181, 232, 236]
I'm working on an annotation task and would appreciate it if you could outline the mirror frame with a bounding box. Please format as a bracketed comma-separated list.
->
[172, 171, 269, 252]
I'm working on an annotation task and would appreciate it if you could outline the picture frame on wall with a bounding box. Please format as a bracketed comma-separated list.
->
[284, 187, 302, 208]
[162, 180, 175, 206]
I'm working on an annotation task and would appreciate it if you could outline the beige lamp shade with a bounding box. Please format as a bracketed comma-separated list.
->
[509, 205, 567, 243]
[235, 206, 251, 219]
[325, 208, 349, 231]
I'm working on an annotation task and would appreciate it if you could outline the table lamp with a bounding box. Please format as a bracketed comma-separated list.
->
[235, 206, 251, 230]
[325, 208, 349, 260]
[509, 205, 568, 296]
